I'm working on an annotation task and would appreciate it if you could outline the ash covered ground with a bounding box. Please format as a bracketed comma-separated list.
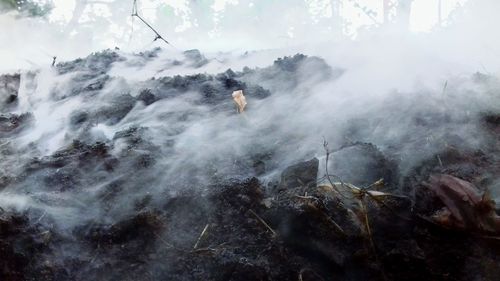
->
[0, 48, 500, 280]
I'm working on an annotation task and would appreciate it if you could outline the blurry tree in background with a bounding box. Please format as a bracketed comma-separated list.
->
[0, 0, 469, 56]
[382, 0, 413, 28]
[0, 0, 52, 17]
[395, 0, 413, 29]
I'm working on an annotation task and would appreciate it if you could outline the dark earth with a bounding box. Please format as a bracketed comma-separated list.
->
[0, 49, 499, 281]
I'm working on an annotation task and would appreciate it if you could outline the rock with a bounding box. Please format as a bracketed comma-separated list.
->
[328, 142, 397, 189]
[183, 49, 209, 68]
[279, 158, 319, 189]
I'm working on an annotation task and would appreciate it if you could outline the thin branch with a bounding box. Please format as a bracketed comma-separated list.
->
[322, 138, 348, 198]
[131, 0, 171, 45]
[437, 155, 443, 167]
[34, 211, 47, 224]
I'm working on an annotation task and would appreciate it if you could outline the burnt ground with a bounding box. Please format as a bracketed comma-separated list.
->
[0, 50, 499, 280]
[1, 147, 499, 281]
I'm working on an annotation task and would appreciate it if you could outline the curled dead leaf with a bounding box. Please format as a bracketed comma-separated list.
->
[424, 174, 500, 233]
[232, 90, 247, 113]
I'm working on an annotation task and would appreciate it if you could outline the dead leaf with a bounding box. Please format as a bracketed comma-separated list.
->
[425, 174, 500, 233]
[232, 90, 247, 113]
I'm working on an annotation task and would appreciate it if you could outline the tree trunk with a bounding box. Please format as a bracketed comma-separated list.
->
[65, 0, 88, 34]
[396, 0, 413, 30]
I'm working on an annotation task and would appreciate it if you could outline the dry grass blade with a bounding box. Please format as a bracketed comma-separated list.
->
[358, 200, 375, 252]
[191, 242, 229, 254]
[249, 209, 276, 237]
[294, 195, 319, 200]
[153, 232, 176, 249]
[363, 190, 412, 221]
[477, 235, 500, 241]
[348, 179, 412, 221]
[293, 193, 346, 235]
[358, 198, 388, 281]
[34, 211, 47, 224]
[298, 268, 326, 281]
[193, 223, 210, 249]
[323, 212, 346, 235]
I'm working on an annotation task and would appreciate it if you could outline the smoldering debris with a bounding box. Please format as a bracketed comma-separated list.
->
[0, 48, 499, 280]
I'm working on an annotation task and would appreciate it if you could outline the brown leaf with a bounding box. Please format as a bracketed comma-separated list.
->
[425, 174, 500, 233]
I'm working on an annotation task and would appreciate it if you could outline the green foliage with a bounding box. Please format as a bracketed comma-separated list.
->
[0, 0, 18, 9]
[0, 0, 52, 17]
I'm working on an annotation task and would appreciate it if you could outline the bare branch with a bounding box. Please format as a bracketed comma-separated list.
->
[131, 0, 172, 45]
